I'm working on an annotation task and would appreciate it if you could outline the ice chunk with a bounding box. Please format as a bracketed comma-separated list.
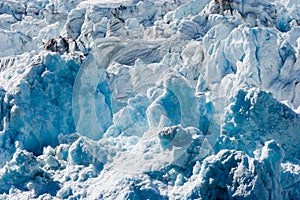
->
[57, 186, 72, 199]
[178, 20, 204, 40]
[0, 149, 59, 196]
[61, 8, 86, 39]
[281, 162, 300, 199]
[157, 125, 208, 168]
[0, 14, 16, 30]
[106, 95, 151, 137]
[68, 136, 111, 167]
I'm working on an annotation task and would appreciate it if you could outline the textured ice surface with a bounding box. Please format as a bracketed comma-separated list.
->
[0, 0, 300, 199]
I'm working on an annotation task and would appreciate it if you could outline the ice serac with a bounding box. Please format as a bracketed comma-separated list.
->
[185, 140, 284, 200]
[220, 88, 300, 159]
[147, 71, 200, 129]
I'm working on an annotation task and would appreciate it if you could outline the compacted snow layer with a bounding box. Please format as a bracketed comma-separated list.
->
[0, 0, 300, 199]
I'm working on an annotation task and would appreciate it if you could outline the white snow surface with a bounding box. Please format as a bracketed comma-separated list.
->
[0, 0, 300, 199]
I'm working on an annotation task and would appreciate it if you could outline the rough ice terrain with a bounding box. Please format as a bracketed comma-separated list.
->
[0, 0, 300, 199]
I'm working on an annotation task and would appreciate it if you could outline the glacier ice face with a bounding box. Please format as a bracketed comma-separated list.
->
[0, 0, 300, 199]
[0, 52, 80, 154]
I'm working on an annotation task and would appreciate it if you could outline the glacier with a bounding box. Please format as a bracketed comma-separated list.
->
[0, 0, 300, 199]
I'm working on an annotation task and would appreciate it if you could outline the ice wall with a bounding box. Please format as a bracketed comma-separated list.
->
[0, 0, 299, 199]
